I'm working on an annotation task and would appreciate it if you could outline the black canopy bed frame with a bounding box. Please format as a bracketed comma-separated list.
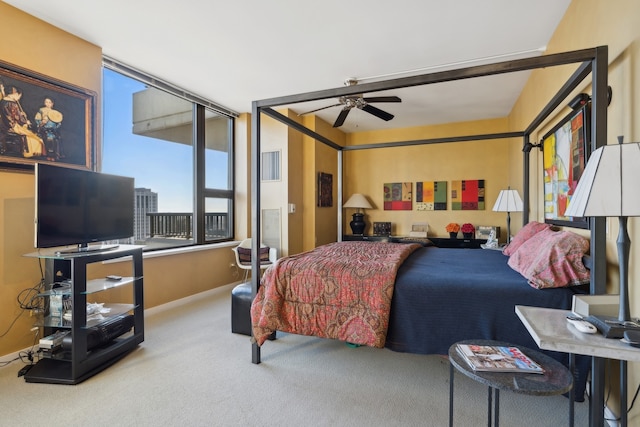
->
[249, 45, 609, 420]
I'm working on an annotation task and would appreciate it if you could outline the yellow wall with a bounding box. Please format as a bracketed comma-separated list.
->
[344, 118, 514, 238]
[507, 1, 640, 418]
[301, 115, 345, 251]
[0, 3, 238, 357]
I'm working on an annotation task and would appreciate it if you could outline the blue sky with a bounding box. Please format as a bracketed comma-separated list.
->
[101, 69, 228, 212]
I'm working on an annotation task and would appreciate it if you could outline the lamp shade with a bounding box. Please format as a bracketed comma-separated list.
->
[492, 189, 523, 213]
[343, 193, 372, 209]
[565, 142, 640, 218]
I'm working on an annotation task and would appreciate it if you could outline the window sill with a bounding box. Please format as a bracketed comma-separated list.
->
[103, 241, 238, 263]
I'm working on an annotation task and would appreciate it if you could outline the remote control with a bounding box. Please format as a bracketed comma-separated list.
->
[106, 275, 122, 281]
[566, 316, 597, 334]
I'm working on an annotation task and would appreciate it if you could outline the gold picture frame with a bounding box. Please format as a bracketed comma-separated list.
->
[0, 60, 95, 170]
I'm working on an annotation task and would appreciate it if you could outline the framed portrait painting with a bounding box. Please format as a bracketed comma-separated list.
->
[0, 60, 95, 169]
[317, 172, 333, 207]
[542, 104, 590, 229]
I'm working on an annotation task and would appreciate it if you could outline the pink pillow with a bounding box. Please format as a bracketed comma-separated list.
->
[507, 228, 590, 289]
[502, 221, 551, 256]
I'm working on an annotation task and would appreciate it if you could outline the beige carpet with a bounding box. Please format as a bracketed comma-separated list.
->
[0, 284, 589, 426]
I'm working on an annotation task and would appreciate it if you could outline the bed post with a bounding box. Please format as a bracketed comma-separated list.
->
[522, 133, 531, 225]
[589, 45, 608, 295]
[251, 101, 262, 364]
[588, 44, 608, 425]
[338, 150, 343, 241]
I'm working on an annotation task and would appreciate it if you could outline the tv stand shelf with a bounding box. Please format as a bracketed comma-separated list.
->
[23, 245, 144, 385]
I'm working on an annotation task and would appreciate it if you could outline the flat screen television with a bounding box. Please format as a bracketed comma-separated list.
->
[35, 163, 135, 252]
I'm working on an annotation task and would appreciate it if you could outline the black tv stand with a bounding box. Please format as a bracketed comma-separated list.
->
[54, 244, 119, 256]
[23, 245, 144, 384]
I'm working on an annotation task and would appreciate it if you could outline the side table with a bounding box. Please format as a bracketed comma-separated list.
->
[341, 234, 394, 242]
[516, 305, 640, 427]
[430, 237, 487, 249]
[448, 339, 574, 427]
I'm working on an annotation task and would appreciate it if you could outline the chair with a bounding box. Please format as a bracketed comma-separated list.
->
[231, 239, 277, 336]
[231, 238, 277, 283]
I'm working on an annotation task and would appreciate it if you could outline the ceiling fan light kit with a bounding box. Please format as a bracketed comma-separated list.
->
[298, 78, 402, 128]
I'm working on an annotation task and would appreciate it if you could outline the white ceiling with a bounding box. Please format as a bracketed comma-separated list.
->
[5, 0, 572, 133]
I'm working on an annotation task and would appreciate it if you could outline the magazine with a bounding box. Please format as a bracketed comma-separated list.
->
[456, 344, 544, 374]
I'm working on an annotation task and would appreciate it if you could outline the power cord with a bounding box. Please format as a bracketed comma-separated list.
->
[603, 358, 640, 422]
[17, 278, 46, 311]
[1, 326, 41, 376]
[0, 277, 44, 338]
[0, 271, 46, 369]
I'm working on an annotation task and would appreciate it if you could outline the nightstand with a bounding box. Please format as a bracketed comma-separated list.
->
[430, 237, 487, 249]
[342, 235, 394, 242]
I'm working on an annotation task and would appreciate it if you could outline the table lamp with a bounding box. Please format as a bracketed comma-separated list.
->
[492, 188, 523, 244]
[343, 193, 372, 235]
[565, 137, 640, 325]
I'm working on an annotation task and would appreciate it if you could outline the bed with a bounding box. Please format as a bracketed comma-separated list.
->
[248, 47, 609, 406]
[251, 225, 592, 400]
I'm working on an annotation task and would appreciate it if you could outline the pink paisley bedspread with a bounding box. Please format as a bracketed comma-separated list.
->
[250, 241, 420, 347]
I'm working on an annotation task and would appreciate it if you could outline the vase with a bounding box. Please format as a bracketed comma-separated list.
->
[349, 213, 366, 235]
[449, 232, 458, 239]
[463, 232, 474, 239]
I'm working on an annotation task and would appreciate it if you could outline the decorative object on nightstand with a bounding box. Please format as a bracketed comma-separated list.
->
[445, 222, 460, 239]
[492, 187, 523, 244]
[476, 225, 500, 241]
[461, 223, 475, 239]
[480, 229, 501, 250]
[565, 137, 640, 330]
[343, 193, 373, 235]
[409, 222, 428, 238]
[373, 222, 392, 236]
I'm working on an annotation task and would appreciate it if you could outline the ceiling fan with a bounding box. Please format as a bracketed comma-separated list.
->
[298, 78, 402, 128]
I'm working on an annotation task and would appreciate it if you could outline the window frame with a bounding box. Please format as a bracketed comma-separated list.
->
[102, 58, 237, 249]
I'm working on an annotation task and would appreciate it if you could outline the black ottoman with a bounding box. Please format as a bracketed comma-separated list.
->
[231, 282, 253, 335]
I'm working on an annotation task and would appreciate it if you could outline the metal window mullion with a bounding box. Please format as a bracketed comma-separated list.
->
[194, 105, 205, 243]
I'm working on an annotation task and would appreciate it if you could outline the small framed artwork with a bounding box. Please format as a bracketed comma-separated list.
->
[373, 222, 391, 236]
[0, 59, 96, 169]
[416, 181, 447, 210]
[451, 179, 485, 210]
[383, 182, 412, 210]
[542, 104, 590, 229]
[317, 172, 333, 207]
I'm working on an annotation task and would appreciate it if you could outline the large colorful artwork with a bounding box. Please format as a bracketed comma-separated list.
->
[415, 180, 447, 211]
[542, 106, 589, 228]
[383, 182, 412, 210]
[451, 179, 485, 210]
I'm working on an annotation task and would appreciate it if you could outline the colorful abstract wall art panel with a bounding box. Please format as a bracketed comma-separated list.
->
[415, 181, 447, 211]
[383, 182, 412, 210]
[451, 179, 485, 210]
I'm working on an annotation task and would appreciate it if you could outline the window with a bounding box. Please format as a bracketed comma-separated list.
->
[102, 61, 235, 250]
[261, 150, 281, 181]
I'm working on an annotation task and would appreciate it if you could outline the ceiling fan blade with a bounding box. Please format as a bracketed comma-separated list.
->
[361, 104, 394, 121]
[297, 103, 342, 116]
[333, 108, 350, 127]
[298, 103, 343, 116]
[362, 96, 402, 103]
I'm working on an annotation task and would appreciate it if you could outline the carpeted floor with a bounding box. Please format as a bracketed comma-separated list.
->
[0, 284, 589, 426]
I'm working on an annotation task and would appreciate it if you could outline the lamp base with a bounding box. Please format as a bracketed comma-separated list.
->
[350, 213, 366, 235]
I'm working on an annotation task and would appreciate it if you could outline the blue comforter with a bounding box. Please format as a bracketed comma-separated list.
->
[385, 246, 590, 401]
